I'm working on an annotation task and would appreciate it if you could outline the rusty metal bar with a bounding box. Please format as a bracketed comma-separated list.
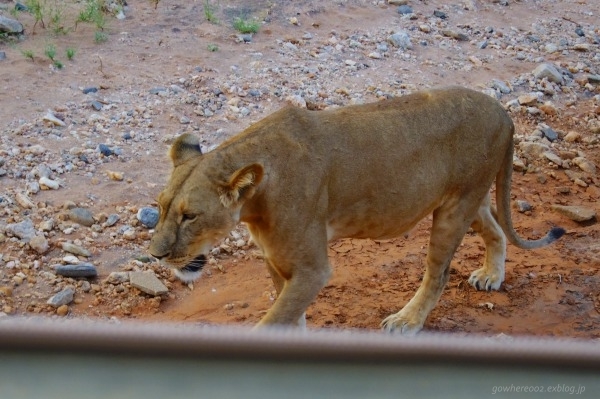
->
[1, 318, 598, 398]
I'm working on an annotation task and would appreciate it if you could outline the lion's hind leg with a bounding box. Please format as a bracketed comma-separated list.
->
[382, 198, 477, 335]
[467, 193, 506, 291]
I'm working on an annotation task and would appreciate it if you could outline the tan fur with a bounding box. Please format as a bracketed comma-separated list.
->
[149, 86, 563, 335]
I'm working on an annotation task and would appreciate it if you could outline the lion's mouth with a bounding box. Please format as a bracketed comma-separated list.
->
[173, 254, 207, 282]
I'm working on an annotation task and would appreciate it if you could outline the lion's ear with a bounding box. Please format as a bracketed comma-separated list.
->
[219, 164, 264, 208]
[170, 133, 202, 166]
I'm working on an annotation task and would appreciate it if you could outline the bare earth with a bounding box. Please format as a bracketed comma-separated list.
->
[1, 0, 599, 338]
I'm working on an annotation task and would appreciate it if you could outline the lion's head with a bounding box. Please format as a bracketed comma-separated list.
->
[149, 133, 263, 282]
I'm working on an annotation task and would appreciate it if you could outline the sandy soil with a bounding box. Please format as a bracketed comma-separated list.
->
[1, 0, 599, 338]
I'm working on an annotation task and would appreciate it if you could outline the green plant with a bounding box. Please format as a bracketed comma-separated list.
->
[94, 31, 108, 43]
[53, 59, 64, 69]
[76, 0, 106, 31]
[66, 47, 76, 60]
[207, 43, 219, 52]
[49, 0, 68, 35]
[233, 17, 260, 34]
[44, 43, 56, 61]
[21, 49, 35, 61]
[25, 0, 46, 32]
[204, 0, 218, 23]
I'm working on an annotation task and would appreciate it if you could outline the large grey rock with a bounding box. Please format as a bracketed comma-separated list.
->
[6, 219, 36, 242]
[130, 271, 168, 296]
[532, 63, 564, 84]
[551, 205, 596, 222]
[387, 31, 412, 50]
[0, 15, 24, 34]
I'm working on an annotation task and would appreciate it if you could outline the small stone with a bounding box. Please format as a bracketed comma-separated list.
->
[47, 287, 75, 307]
[518, 93, 539, 106]
[397, 5, 413, 14]
[29, 235, 49, 254]
[587, 75, 600, 84]
[122, 229, 137, 240]
[39, 176, 60, 190]
[540, 126, 559, 142]
[387, 31, 412, 50]
[103, 214, 120, 228]
[43, 110, 66, 127]
[239, 34, 253, 43]
[107, 170, 124, 181]
[137, 207, 159, 228]
[82, 87, 98, 94]
[68, 208, 95, 227]
[15, 192, 35, 209]
[564, 131, 581, 143]
[56, 305, 69, 316]
[433, 10, 447, 19]
[149, 87, 167, 95]
[368, 52, 382, 59]
[551, 205, 596, 222]
[388, 0, 408, 5]
[39, 219, 54, 232]
[575, 27, 585, 37]
[107, 271, 130, 284]
[491, 79, 511, 94]
[286, 95, 307, 108]
[91, 101, 103, 111]
[98, 144, 114, 156]
[573, 43, 590, 52]
[130, 271, 168, 296]
[543, 151, 563, 166]
[61, 242, 92, 257]
[532, 63, 564, 84]
[0, 286, 13, 297]
[441, 30, 469, 41]
[54, 263, 98, 278]
[515, 200, 533, 213]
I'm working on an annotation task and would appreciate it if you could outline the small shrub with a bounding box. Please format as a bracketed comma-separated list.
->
[207, 43, 218, 52]
[66, 47, 76, 60]
[94, 31, 108, 43]
[233, 17, 260, 34]
[44, 43, 56, 61]
[204, 0, 219, 23]
[22, 49, 35, 61]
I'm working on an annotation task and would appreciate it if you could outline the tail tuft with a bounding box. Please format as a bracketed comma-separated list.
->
[549, 227, 566, 241]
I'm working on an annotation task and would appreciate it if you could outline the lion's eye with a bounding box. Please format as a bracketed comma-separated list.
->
[182, 213, 197, 222]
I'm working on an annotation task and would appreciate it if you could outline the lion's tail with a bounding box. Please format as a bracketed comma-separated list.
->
[495, 132, 565, 250]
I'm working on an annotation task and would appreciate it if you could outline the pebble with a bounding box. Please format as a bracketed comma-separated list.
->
[551, 205, 596, 222]
[43, 110, 66, 127]
[61, 242, 92, 257]
[107, 271, 130, 284]
[130, 271, 168, 296]
[572, 157, 596, 175]
[491, 79, 511, 94]
[56, 305, 69, 316]
[29, 235, 49, 254]
[137, 207, 159, 228]
[106, 170, 124, 181]
[15, 192, 35, 209]
[47, 286, 75, 307]
[82, 87, 98, 94]
[397, 5, 413, 14]
[39, 176, 60, 190]
[54, 263, 98, 278]
[387, 31, 412, 50]
[433, 10, 447, 19]
[98, 144, 114, 156]
[543, 151, 563, 166]
[540, 126, 559, 142]
[91, 101, 103, 111]
[104, 214, 120, 228]
[68, 208, 95, 227]
[517, 93, 539, 106]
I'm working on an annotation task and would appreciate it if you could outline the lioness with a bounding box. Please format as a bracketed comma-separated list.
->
[149, 86, 564, 335]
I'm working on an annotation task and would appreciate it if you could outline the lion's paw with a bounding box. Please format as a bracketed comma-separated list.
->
[468, 268, 503, 291]
[381, 312, 423, 336]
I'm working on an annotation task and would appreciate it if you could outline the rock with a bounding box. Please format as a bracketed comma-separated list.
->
[388, 0, 408, 5]
[368, 52, 382, 59]
[0, 15, 24, 34]
[517, 93, 539, 106]
[575, 27, 585, 37]
[564, 131, 581, 143]
[6, 219, 36, 242]
[130, 271, 169, 296]
[492, 79, 511, 94]
[61, 242, 92, 257]
[29, 235, 49, 254]
[433, 10, 447, 19]
[0, 286, 13, 297]
[397, 5, 413, 14]
[82, 87, 98, 94]
[104, 214, 120, 227]
[137, 207, 159, 228]
[532, 63, 564, 84]
[441, 30, 469, 41]
[68, 208, 95, 227]
[91, 101, 103, 111]
[512, 156, 526, 172]
[286, 95, 307, 108]
[572, 157, 596, 175]
[56, 305, 69, 316]
[39, 176, 60, 190]
[519, 141, 550, 160]
[47, 287, 75, 307]
[543, 151, 563, 166]
[551, 205, 596, 222]
[98, 144, 114, 156]
[0, 51, 5, 61]
[15, 192, 35, 209]
[587, 75, 600, 84]
[387, 31, 412, 50]
[106, 170, 124, 181]
[107, 271, 130, 284]
[54, 263, 98, 278]
[540, 126, 559, 142]
[149, 87, 167, 95]
[43, 110, 66, 127]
